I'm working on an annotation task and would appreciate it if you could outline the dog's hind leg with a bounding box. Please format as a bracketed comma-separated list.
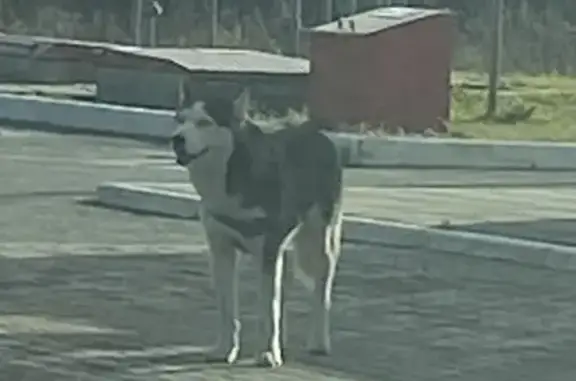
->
[255, 226, 301, 368]
[293, 205, 342, 356]
[280, 250, 293, 352]
[203, 227, 241, 364]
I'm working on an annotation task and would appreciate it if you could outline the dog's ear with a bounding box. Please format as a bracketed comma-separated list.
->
[174, 79, 190, 123]
[177, 79, 193, 108]
[233, 88, 251, 121]
[176, 79, 184, 110]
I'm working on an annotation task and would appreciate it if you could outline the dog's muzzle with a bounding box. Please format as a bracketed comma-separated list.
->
[171, 134, 209, 166]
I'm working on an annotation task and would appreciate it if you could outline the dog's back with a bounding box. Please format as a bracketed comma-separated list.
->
[227, 119, 342, 228]
[271, 121, 342, 224]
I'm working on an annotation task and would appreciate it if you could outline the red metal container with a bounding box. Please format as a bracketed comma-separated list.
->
[308, 7, 455, 133]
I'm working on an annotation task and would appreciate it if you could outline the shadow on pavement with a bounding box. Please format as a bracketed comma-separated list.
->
[2, 244, 576, 381]
[443, 217, 576, 247]
[0, 248, 402, 381]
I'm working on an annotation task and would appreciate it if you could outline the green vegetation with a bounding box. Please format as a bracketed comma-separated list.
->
[258, 73, 576, 142]
[451, 72, 576, 141]
[2, 1, 576, 73]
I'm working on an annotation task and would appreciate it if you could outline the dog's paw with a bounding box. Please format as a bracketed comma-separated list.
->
[207, 349, 240, 365]
[254, 351, 283, 368]
[190, 345, 240, 365]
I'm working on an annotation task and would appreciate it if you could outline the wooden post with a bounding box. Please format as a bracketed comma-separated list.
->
[486, 0, 504, 118]
[134, 0, 144, 45]
[376, 0, 392, 7]
[0, 0, 4, 28]
[209, 0, 218, 46]
[324, 0, 333, 22]
[149, 16, 157, 46]
[294, 0, 302, 55]
[350, 0, 358, 15]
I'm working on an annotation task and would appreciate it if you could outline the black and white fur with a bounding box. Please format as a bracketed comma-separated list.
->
[171, 86, 343, 368]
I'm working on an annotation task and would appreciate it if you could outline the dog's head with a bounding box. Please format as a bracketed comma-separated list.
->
[171, 83, 250, 167]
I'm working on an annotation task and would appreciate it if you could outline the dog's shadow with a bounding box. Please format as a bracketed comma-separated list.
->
[99, 347, 337, 379]
[0, 248, 356, 379]
[145, 354, 347, 381]
[114, 348, 257, 373]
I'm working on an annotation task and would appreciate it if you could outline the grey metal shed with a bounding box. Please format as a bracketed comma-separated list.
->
[94, 46, 311, 111]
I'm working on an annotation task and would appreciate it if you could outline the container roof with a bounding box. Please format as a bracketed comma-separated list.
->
[310, 6, 451, 36]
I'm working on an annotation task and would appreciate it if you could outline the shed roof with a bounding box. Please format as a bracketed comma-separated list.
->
[310, 6, 451, 36]
[0, 34, 310, 75]
[107, 46, 310, 75]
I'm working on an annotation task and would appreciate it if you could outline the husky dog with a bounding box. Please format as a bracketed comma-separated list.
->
[171, 85, 343, 368]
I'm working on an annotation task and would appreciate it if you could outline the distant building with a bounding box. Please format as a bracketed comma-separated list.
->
[307, 7, 455, 132]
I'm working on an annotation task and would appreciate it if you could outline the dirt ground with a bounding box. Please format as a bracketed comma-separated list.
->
[2, 128, 576, 381]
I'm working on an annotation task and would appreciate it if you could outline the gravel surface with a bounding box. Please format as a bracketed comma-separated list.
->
[2, 128, 576, 381]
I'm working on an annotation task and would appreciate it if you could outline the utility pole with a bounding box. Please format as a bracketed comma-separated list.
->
[486, 0, 504, 118]
[209, 0, 218, 46]
[134, 0, 144, 45]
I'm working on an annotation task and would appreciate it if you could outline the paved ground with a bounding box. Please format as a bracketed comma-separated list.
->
[3, 127, 576, 380]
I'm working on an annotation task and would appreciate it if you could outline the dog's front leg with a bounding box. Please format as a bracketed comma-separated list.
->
[255, 234, 287, 368]
[207, 239, 241, 364]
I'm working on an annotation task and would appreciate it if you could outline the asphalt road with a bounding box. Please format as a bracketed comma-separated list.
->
[2, 128, 576, 381]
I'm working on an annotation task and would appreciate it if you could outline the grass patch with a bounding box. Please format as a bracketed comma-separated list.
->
[451, 72, 576, 141]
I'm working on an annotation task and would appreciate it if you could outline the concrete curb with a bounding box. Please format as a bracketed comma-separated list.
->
[346, 134, 576, 170]
[96, 182, 576, 272]
[3, 93, 576, 169]
[0, 93, 174, 139]
[96, 182, 201, 219]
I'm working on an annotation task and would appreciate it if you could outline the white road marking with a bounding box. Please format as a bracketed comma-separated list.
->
[0, 242, 208, 258]
[0, 315, 126, 335]
[1, 154, 173, 167]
